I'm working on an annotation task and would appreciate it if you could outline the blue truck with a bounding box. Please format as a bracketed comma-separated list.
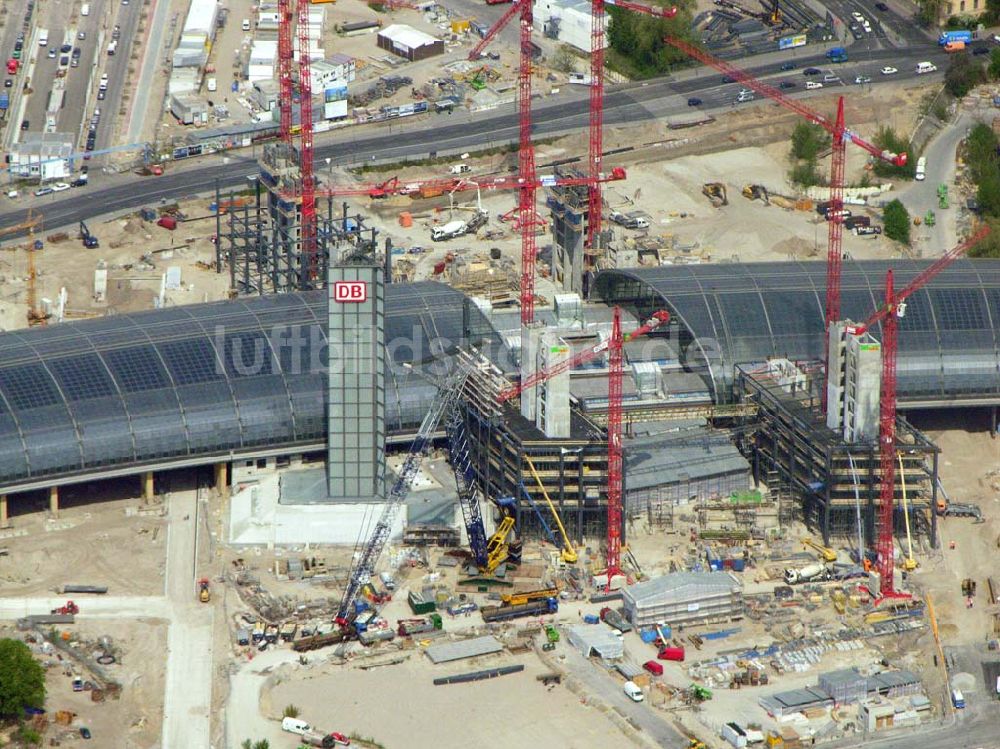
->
[0, 92, 8, 113]
[939, 30, 973, 46]
[826, 47, 848, 63]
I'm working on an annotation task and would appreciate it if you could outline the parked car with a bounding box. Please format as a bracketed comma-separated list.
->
[722, 75, 736, 83]
[80, 727, 92, 740]
[875, 1, 889, 9]
[3, 78, 11, 87]
[974, 45, 990, 55]
[779, 81, 796, 89]
[881, 66, 898, 75]
[803, 67, 821, 76]
[97, 89, 105, 100]
[59, 43, 71, 53]
[823, 73, 840, 82]
[780, 62, 795, 71]
[855, 75, 871, 84]
[687, 97, 702, 106]
[51, 182, 70, 192]
[20, 119, 28, 130]
[47, 48, 56, 59]
[34, 186, 53, 197]
[78, 31, 86, 40]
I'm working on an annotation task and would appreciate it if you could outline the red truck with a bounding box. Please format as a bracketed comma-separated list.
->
[6, 58, 19, 75]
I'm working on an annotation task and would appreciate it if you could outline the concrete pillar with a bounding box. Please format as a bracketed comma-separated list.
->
[142, 471, 155, 501]
[0, 495, 8, 528]
[520, 325, 543, 422]
[48, 485, 59, 518]
[215, 462, 229, 498]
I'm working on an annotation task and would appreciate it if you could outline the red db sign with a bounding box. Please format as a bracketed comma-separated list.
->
[334, 281, 367, 303]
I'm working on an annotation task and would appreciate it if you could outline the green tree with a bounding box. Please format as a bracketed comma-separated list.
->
[253, 741, 270, 749]
[606, 2, 694, 78]
[551, 45, 577, 74]
[790, 122, 831, 162]
[241, 741, 253, 749]
[944, 53, 985, 98]
[988, 0, 1000, 23]
[977, 171, 1000, 216]
[0, 640, 44, 718]
[790, 160, 821, 187]
[917, 0, 942, 25]
[872, 127, 916, 180]
[969, 218, 1000, 257]
[988, 49, 1000, 79]
[282, 704, 300, 719]
[964, 122, 999, 186]
[14, 726, 42, 745]
[883, 199, 911, 244]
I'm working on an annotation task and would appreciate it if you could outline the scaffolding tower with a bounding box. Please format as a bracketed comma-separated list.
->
[734, 363, 939, 548]
[214, 143, 384, 294]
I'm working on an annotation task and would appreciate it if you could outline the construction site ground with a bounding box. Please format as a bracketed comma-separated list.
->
[0, 489, 167, 596]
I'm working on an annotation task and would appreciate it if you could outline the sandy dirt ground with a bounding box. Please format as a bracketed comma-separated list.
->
[266, 648, 629, 749]
[0, 492, 166, 596]
[3, 619, 166, 748]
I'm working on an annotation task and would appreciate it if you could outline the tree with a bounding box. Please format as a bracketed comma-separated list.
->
[977, 171, 1000, 217]
[944, 53, 985, 98]
[282, 704, 300, 719]
[790, 122, 831, 162]
[989, 49, 1000, 80]
[969, 217, 1000, 257]
[0, 640, 44, 718]
[916, 0, 942, 25]
[790, 160, 821, 187]
[606, 4, 694, 78]
[551, 45, 577, 74]
[883, 199, 911, 244]
[253, 742, 270, 749]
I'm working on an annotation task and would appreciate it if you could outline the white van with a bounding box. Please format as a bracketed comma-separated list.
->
[916, 61, 937, 75]
[623, 681, 644, 702]
[242, 18, 251, 31]
[915, 157, 926, 181]
[38, 29, 49, 47]
[281, 717, 311, 735]
[449, 163, 472, 175]
[81, 3, 90, 15]
[207, 77, 217, 92]
[736, 89, 754, 102]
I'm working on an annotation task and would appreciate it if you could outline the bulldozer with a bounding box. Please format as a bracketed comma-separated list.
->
[702, 183, 728, 208]
[742, 184, 770, 205]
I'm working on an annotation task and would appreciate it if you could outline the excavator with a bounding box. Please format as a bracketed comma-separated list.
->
[701, 183, 727, 208]
[742, 184, 770, 205]
[484, 496, 522, 571]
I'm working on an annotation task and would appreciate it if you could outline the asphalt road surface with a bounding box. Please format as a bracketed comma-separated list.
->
[0, 40, 958, 234]
[0, 0, 30, 143]
[96, 0, 142, 152]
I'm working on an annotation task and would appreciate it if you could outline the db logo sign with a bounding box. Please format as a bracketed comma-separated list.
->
[334, 281, 367, 303]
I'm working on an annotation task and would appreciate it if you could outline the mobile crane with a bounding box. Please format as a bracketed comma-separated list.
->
[802, 537, 837, 563]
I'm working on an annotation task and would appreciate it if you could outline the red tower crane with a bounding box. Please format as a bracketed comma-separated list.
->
[277, 0, 295, 141]
[297, 0, 318, 281]
[604, 306, 624, 586]
[588, 2, 677, 251]
[844, 225, 989, 602]
[495, 308, 670, 586]
[516, 1, 540, 324]
[661, 36, 907, 402]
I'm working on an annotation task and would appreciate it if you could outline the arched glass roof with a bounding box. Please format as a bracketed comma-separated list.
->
[595, 259, 1000, 405]
[0, 282, 502, 492]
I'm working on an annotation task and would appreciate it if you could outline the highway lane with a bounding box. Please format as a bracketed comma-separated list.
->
[95, 0, 141, 152]
[59, 1, 103, 150]
[0, 0, 30, 142]
[21, 2, 67, 137]
[0, 43, 955, 234]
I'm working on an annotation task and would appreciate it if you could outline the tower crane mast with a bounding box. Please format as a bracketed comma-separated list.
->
[297, 0, 318, 283]
[845, 225, 989, 602]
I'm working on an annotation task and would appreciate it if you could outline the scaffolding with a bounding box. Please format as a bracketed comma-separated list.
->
[734, 363, 939, 548]
[215, 143, 385, 294]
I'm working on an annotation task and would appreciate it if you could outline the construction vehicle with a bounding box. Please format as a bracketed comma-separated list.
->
[962, 578, 977, 597]
[51, 601, 79, 615]
[524, 455, 578, 563]
[481, 596, 558, 622]
[897, 452, 918, 571]
[197, 578, 210, 603]
[79, 220, 98, 249]
[545, 624, 560, 643]
[702, 182, 728, 207]
[938, 183, 949, 209]
[924, 210, 936, 227]
[802, 536, 837, 562]
[742, 184, 770, 205]
[136, 164, 164, 176]
[502, 587, 559, 607]
[936, 500, 983, 521]
[397, 614, 443, 636]
[783, 563, 828, 585]
[368, 176, 399, 199]
[690, 684, 713, 701]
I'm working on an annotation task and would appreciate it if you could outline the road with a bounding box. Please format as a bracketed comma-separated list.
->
[58, 3, 104, 148]
[224, 648, 301, 749]
[0, 42, 958, 235]
[0, 0, 30, 143]
[95, 0, 141, 152]
[161, 488, 213, 749]
[895, 108, 971, 252]
[559, 644, 685, 747]
[20, 1, 68, 137]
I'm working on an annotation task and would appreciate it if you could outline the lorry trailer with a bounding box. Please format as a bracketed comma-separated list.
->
[481, 597, 558, 622]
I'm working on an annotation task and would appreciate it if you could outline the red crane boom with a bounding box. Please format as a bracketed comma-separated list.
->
[843, 225, 989, 602]
[496, 309, 670, 402]
[661, 35, 907, 404]
[469, 0, 522, 60]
